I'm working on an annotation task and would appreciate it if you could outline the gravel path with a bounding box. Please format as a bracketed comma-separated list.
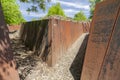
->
[25, 33, 87, 80]
[10, 31, 87, 80]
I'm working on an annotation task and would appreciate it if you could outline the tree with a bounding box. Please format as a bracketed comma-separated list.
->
[89, 0, 103, 19]
[73, 11, 87, 21]
[20, 0, 50, 12]
[1, 0, 25, 25]
[47, 3, 66, 17]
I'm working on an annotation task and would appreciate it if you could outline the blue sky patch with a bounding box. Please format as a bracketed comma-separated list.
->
[17, 0, 90, 21]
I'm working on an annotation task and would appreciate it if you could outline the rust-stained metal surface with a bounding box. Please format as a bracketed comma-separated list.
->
[8, 25, 21, 32]
[70, 34, 89, 80]
[98, 8, 120, 80]
[0, 3, 19, 80]
[20, 20, 50, 64]
[20, 18, 90, 66]
[49, 19, 89, 66]
[82, 22, 90, 33]
[81, 0, 120, 80]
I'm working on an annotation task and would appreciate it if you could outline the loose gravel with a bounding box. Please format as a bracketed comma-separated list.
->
[10, 31, 87, 80]
[25, 34, 87, 80]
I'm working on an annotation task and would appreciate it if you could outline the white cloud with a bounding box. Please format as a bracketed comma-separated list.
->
[64, 9, 79, 13]
[51, 0, 90, 10]
[19, 0, 90, 21]
[64, 9, 90, 18]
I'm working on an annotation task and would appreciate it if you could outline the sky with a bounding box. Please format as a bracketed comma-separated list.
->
[17, 0, 90, 21]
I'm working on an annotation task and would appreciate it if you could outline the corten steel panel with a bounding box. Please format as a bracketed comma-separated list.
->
[62, 20, 67, 52]
[71, 22, 75, 43]
[51, 19, 61, 65]
[59, 20, 63, 57]
[70, 22, 74, 43]
[67, 21, 71, 48]
[87, 22, 91, 32]
[58, 20, 63, 60]
[33, 20, 49, 58]
[20, 20, 49, 52]
[63, 20, 67, 51]
[73, 22, 76, 42]
[66, 21, 70, 48]
[20, 18, 90, 66]
[85, 22, 89, 33]
[46, 19, 52, 66]
[75, 22, 79, 41]
[82, 22, 89, 33]
[21, 21, 42, 50]
[98, 9, 120, 80]
[60, 21, 65, 55]
[72, 22, 76, 43]
[74, 23, 78, 41]
[58, 20, 63, 58]
[81, 0, 120, 80]
[49, 18, 85, 66]
[8, 25, 21, 32]
[79, 22, 83, 36]
[65, 21, 71, 49]
[0, 3, 19, 80]
[70, 34, 89, 80]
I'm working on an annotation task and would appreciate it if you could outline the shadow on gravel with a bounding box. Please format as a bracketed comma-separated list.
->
[69, 34, 89, 80]
[11, 38, 40, 80]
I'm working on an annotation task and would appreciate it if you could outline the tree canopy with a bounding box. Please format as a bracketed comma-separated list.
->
[73, 11, 87, 21]
[89, 0, 103, 19]
[20, 0, 50, 12]
[1, 0, 25, 25]
[47, 3, 66, 17]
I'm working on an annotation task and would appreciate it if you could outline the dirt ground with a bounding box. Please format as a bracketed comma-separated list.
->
[9, 31, 87, 80]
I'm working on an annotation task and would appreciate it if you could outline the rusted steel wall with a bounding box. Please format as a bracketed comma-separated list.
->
[49, 18, 90, 66]
[8, 25, 21, 32]
[81, 0, 120, 80]
[0, 3, 19, 80]
[20, 18, 90, 66]
[70, 34, 89, 80]
[20, 20, 49, 53]
[98, 8, 120, 80]
[82, 22, 90, 33]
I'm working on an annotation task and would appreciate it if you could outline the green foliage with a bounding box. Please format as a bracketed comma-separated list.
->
[47, 3, 66, 17]
[1, 0, 25, 25]
[89, 0, 103, 19]
[73, 11, 87, 21]
[20, 0, 50, 12]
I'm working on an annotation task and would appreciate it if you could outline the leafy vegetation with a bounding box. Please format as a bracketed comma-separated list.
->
[47, 3, 66, 17]
[73, 11, 87, 21]
[89, 0, 103, 19]
[20, 0, 50, 12]
[1, 0, 25, 25]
